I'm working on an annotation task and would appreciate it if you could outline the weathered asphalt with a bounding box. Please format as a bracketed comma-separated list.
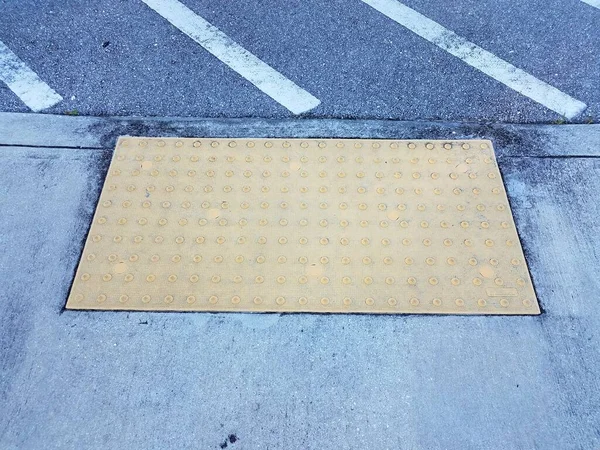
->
[0, 0, 599, 122]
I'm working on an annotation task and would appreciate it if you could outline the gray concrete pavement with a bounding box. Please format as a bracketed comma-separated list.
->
[2, 111, 600, 156]
[0, 0, 599, 122]
[1, 113, 599, 449]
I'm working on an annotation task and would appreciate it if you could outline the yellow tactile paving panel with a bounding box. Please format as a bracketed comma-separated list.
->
[67, 138, 539, 314]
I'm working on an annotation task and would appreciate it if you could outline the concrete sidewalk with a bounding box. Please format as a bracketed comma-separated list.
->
[1, 112, 599, 449]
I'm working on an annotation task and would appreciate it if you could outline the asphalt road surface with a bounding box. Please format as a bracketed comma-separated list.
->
[0, 0, 599, 122]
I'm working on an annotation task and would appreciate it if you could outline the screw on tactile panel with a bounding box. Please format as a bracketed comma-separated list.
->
[66, 138, 539, 314]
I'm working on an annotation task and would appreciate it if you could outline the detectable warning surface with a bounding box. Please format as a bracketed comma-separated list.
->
[67, 138, 539, 314]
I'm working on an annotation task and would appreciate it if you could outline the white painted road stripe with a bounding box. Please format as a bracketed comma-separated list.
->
[0, 40, 62, 112]
[362, 0, 587, 119]
[581, 0, 600, 9]
[141, 0, 320, 115]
